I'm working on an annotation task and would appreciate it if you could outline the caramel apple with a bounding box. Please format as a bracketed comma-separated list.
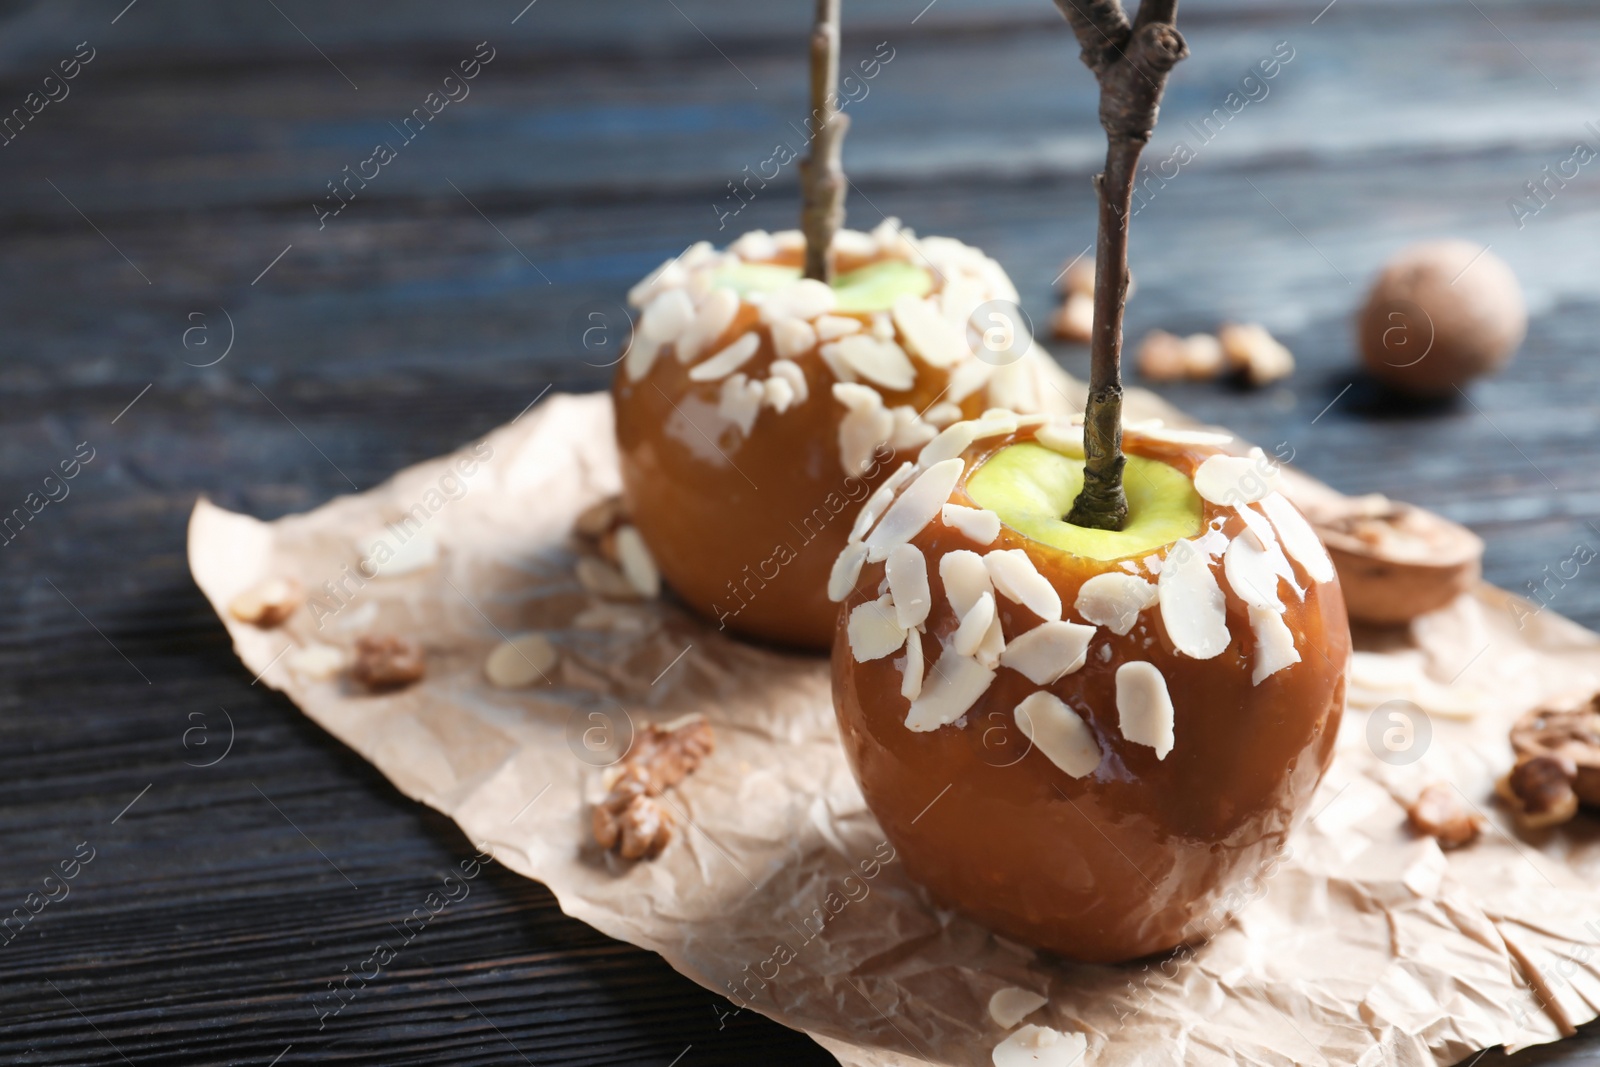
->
[613, 223, 1045, 648]
[827, 417, 1350, 962]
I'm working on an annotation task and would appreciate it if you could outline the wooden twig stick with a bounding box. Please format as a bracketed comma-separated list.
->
[1054, 0, 1188, 531]
[800, 0, 850, 283]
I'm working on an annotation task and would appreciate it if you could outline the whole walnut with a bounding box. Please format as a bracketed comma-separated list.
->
[1357, 240, 1526, 396]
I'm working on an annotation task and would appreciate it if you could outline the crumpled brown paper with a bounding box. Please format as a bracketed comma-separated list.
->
[188, 371, 1600, 1067]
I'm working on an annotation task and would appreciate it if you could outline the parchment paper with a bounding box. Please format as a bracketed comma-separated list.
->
[188, 372, 1600, 1067]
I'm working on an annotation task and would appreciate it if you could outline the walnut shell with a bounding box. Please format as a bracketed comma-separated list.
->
[1304, 494, 1482, 626]
[1358, 240, 1526, 396]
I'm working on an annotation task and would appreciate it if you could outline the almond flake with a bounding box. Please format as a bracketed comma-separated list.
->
[1250, 604, 1301, 684]
[1074, 572, 1157, 635]
[814, 314, 863, 341]
[946, 360, 993, 403]
[938, 275, 985, 330]
[941, 503, 1001, 545]
[688, 331, 760, 382]
[1193, 449, 1282, 506]
[849, 595, 907, 662]
[1134, 423, 1234, 448]
[614, 525, 661, 598]
[839, 405, 895, 477]
[768, 358, 809, 404]
[676, 287, 740, 364]
[893, 294, 967, 368]
[850, 465, 909, 542]
[953, 591, 997, 656]
[729, 230, 777, 261]
[1157, 538, 1231, 659]
[885, 544, 932, 629]
[904, 645, 996, 732]
[485, 632, 559, 688]
[832, 381, 882, 413]
[718, 373, 763, 435]
[358, 527, 438, 577]
[1259, 491, 1336, 584]
[969, 410, 1020, 440]
[760, 278, 836, 323]
[1223, 531, 1290, 613]
[771, 317, 818, 361]
[818, 342, 857, 383]
[1116, 661, 1175, 759]
[1015, 691, 1101, 778]
[888, 406, 938, 451]
[762, 375, 796, 413]
[638, 287, 694, 346]
[864, 458, 965, 560]
[901, 629, 925, 700]
[939, 549, 993, 617]
[827, 335, 916, 391]
[1033, 420, 1084, 457]
[985, 549, 1062, 622]
[872, 217, 918, 259]
[924, 402, 963, 428]
[773, 229, 806, 253]
[988, 987, 1049, 1030]
[919, 421, 980, 467]
[627, 257, 687, 309]
[976, 610, 1006, 669]
[999, 620, 1094, 684]
[992, 1025, 1088, 1067]
[828, 542, 870, 602]
[1233, 502, 1277, 551]
[576, 556, 639, 600]
[287, 643, 346, 681]
[832, 228, 876, 257]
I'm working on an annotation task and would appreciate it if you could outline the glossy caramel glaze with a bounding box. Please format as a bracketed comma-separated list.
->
[613, 247, 984, 650]
[831, 428, 1351, 963]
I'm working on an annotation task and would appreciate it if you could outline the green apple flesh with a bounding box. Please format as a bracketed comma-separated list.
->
[712, 260, 932, 312]
[965, 442, 1203, 560]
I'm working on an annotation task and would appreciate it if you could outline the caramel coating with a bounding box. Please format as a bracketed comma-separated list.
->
[1358, 240, 1526, 396]
[831, 429, 1350, 963]
[613, 247, 984, 649]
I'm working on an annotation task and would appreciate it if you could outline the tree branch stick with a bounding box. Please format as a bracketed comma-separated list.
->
[800, 0, 849, 283]
[1058, 2, 1188, 531]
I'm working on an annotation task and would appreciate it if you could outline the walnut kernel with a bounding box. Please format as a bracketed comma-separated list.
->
[351, 634, 426, 691]
[1406, 781, 1483, 849]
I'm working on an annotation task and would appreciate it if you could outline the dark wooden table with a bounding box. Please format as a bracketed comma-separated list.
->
[3, 1, 1597, 1063]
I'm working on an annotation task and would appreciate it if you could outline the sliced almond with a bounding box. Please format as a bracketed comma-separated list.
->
[762, 375, 796, 413]
[772, 229, 806, 253]
[676, 287, 740, 364]
[771, 317, 818, 361]
[814, 314, 863, 341]
[985, 549, 1062, 622]
[945, 359, 993, 403]
[637, 287, 694, 347]
[938, 275, 985, 331]
[760, 278, 836, 323]
[850, 465, 911, 543]
[864, 458, 965, 561]
[1073, 572, 1156, 635]
[1223, 533, 1290, 613]
[485, 632, 559, 688]
[1249, 604, 1300, 684]
[576, 556, 640, 600]
[970, 410, 1020, 440]
[940, 548, 993, 618]
[627, 256, 687, 309]
[901, 629, 925, 700]
[687, 331, 760, 381]
[952, 591, 997, 657]
[976, 610, 1006, 669]
[839, 404, 895, 477]
[575, 497, 624, 539]
[828, 542, 870, 602]
[1131, 423, 1233, 448]
[904, 645, 996, 732]
[918, 421, 980, 467]
[827, 335, 916, 392]
[992, 1025, 1088, 1067]
[999, 620, 1095, 684]
[768, 358, 810, 404]
[893, 293, 967, 368]
[1157, 539, 1230, 659]
[1015, 691, 1101, 778]
[940, 503, 1001, 545]
[624, 336, 666, 383]
[729, 230, 777, 260]
[988, 987, 1049, 1030]
[1034, 419, 1085, 457]
[888, 406, 937, 451]
[849, 595, 907, 662]
[717, 373, 763, 435]
[1116, 661, 1175, 759]
[832, 228, 876, 258]
[229, 577, 304, 628]
[924, 402, 963, 428]
[1194, 449, 1282, 506]
[885, 544, 932, 629]
[614, 525, 661, 598]
[1260, 491, 1337, 585]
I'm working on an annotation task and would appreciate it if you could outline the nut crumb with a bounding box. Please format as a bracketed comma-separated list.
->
[1496, 755, 1579, 831]
[229, 577, 304, 628]
[592, 717, 715, 861]
[351, 634, 426, 691]
[1406, 782, 1484, 848]
[1219, 322, 1295, 386]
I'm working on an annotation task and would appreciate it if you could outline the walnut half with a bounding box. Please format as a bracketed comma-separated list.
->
[1496, 755, 1579, 831]
[591, 717, 715, 861]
